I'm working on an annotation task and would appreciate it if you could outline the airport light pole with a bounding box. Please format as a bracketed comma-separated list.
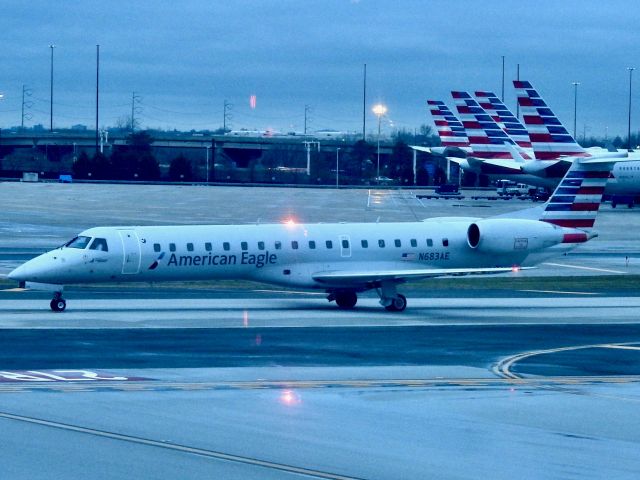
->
[372, 103, 387, 180]
[49, 44, 55, 131]
[628, 67, 635, 151]
[572, 82, 580, 140]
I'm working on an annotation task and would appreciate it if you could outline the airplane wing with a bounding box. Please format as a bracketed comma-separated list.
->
[479, 158, 523, 172]
[312, 267, 526, 285]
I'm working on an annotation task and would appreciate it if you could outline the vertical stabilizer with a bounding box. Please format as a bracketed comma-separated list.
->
[474, 91, 532, 150]
[513, 80, 588, 160]
[541, 158, 611, 230]
[451, 91, 521, 160]
[427, 100, 470, 149]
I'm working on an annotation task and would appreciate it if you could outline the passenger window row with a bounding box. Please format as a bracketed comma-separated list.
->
[153, 238, 449, 253]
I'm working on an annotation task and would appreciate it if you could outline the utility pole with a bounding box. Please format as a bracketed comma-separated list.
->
[628, 67, 635, 151]
[501, 56, 505, 102]
[96, 44, 100, 153]
[572, 82, 580, 140]
[304, 104, 311, 135]
[515, 63, 520, 119]
[49, 44, 55, 131]
[362, 63, 367, 141]
[131, 91, 141, 133]
[21, 85, 33, 130]
[223, 100, 232, 133]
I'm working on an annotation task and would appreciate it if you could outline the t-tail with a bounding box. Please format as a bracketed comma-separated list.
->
[451, 91, 527, 161]
[540, 157, 612, 235]
[474, 91, 532, 150]
[426, 100, 470, 150]
[513, 80, 589, 160]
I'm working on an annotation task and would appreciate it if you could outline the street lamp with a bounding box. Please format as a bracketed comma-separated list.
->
[572, 82, 580, 140]
[628, 67, 635, 151]
[49, 44, 55, 131]
[372, 103, 387, 180]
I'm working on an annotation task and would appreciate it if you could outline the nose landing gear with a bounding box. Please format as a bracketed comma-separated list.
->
[50, 292, 66, 312]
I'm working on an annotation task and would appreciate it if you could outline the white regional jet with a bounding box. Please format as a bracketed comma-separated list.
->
[8, 157, 617, 312]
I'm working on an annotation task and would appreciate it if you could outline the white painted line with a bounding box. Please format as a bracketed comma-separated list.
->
[252, 289, 325, 296]
[543, 262, 626, 274]
[519, 289, 599, 295]
[604, 345, 640, 351]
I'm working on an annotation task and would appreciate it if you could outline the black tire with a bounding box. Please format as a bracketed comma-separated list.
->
[50, 299, 66, 312]
[384, 294, 407, 312]
[335, 291, 357, 309]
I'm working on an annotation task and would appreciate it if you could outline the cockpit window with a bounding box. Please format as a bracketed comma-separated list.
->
[64, 236, 91, 249]
[89, 238, 109, 252]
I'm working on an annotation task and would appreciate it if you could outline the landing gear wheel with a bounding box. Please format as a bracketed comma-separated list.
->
[335, 291, 358, 309]
[50, 299, 66, 312]
[384, 294, 407, 312]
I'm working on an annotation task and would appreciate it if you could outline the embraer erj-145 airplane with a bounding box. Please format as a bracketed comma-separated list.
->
[8, 158, 617, 312]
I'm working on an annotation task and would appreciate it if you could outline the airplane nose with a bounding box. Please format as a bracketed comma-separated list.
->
[8, 263, 28, 281]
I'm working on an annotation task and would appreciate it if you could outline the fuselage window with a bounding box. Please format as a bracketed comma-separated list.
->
[258, 241, 265, 250]
[292, 241, 299, 250]
[326, 240, 333, 249]
[309, 240, 316, 249]
[378, 239, 385, 248]
[394, 239, 401, 248]
[361, 239, 368, 248]
[205, 242, 212, 252]
[275, 241, 282, 250]
[223, 242, 230, 251]
[153, 243, 161, 253]
[342, 239, 349, 249]
[241, 241, 248, 251]
[169, 243, 176, 252]
[187, 243, 194, 252]
[89, 238, 109, 252]
[442, 238, 449, 247]
[65, 236, 91, 249]
[427, 239, 433, 247]
[410, 239, 417, 248]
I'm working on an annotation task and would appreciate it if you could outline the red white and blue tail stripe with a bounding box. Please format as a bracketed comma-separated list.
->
[451, 91, 520, 160]
[474, 91, 532, 149]
[540, 159, 611, 230]
[513, 80, 588, 160]
[427, 100, 470, 149]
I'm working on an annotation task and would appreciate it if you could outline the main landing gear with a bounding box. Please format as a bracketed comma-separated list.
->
[327, 284, 407, 312]
[50, 292, 66, 312]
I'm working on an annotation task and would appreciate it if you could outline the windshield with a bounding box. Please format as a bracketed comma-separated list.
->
[64, 236, 92, 249]
[89, 237, 109, 252]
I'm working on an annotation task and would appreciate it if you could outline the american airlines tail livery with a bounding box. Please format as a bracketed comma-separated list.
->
[9, 157, 617, 312]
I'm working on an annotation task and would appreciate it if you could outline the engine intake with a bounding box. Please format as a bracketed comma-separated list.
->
[467, 219, 564, 254]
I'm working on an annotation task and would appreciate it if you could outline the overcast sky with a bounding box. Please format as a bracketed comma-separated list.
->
[1, 0, 639, 138]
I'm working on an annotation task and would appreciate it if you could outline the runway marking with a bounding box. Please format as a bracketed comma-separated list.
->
[542, 262, 626, 274]
[1, 376, 639, 394]
[0, 370, 148, 383]
[518, 289, 599, 295]
[253, 289, 325, 296]
[0, 411, 364, 480]
[494, 342, 640, 379]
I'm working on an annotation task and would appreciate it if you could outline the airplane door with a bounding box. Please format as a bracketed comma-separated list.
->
[339, 235, 351, 258]
[118, 229, 141, 274]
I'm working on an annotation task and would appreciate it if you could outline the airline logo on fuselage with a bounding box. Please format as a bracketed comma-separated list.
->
[166, 251, 277, 268]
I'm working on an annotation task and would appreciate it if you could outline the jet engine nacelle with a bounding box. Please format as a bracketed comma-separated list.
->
[467, 219, 563, 254]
